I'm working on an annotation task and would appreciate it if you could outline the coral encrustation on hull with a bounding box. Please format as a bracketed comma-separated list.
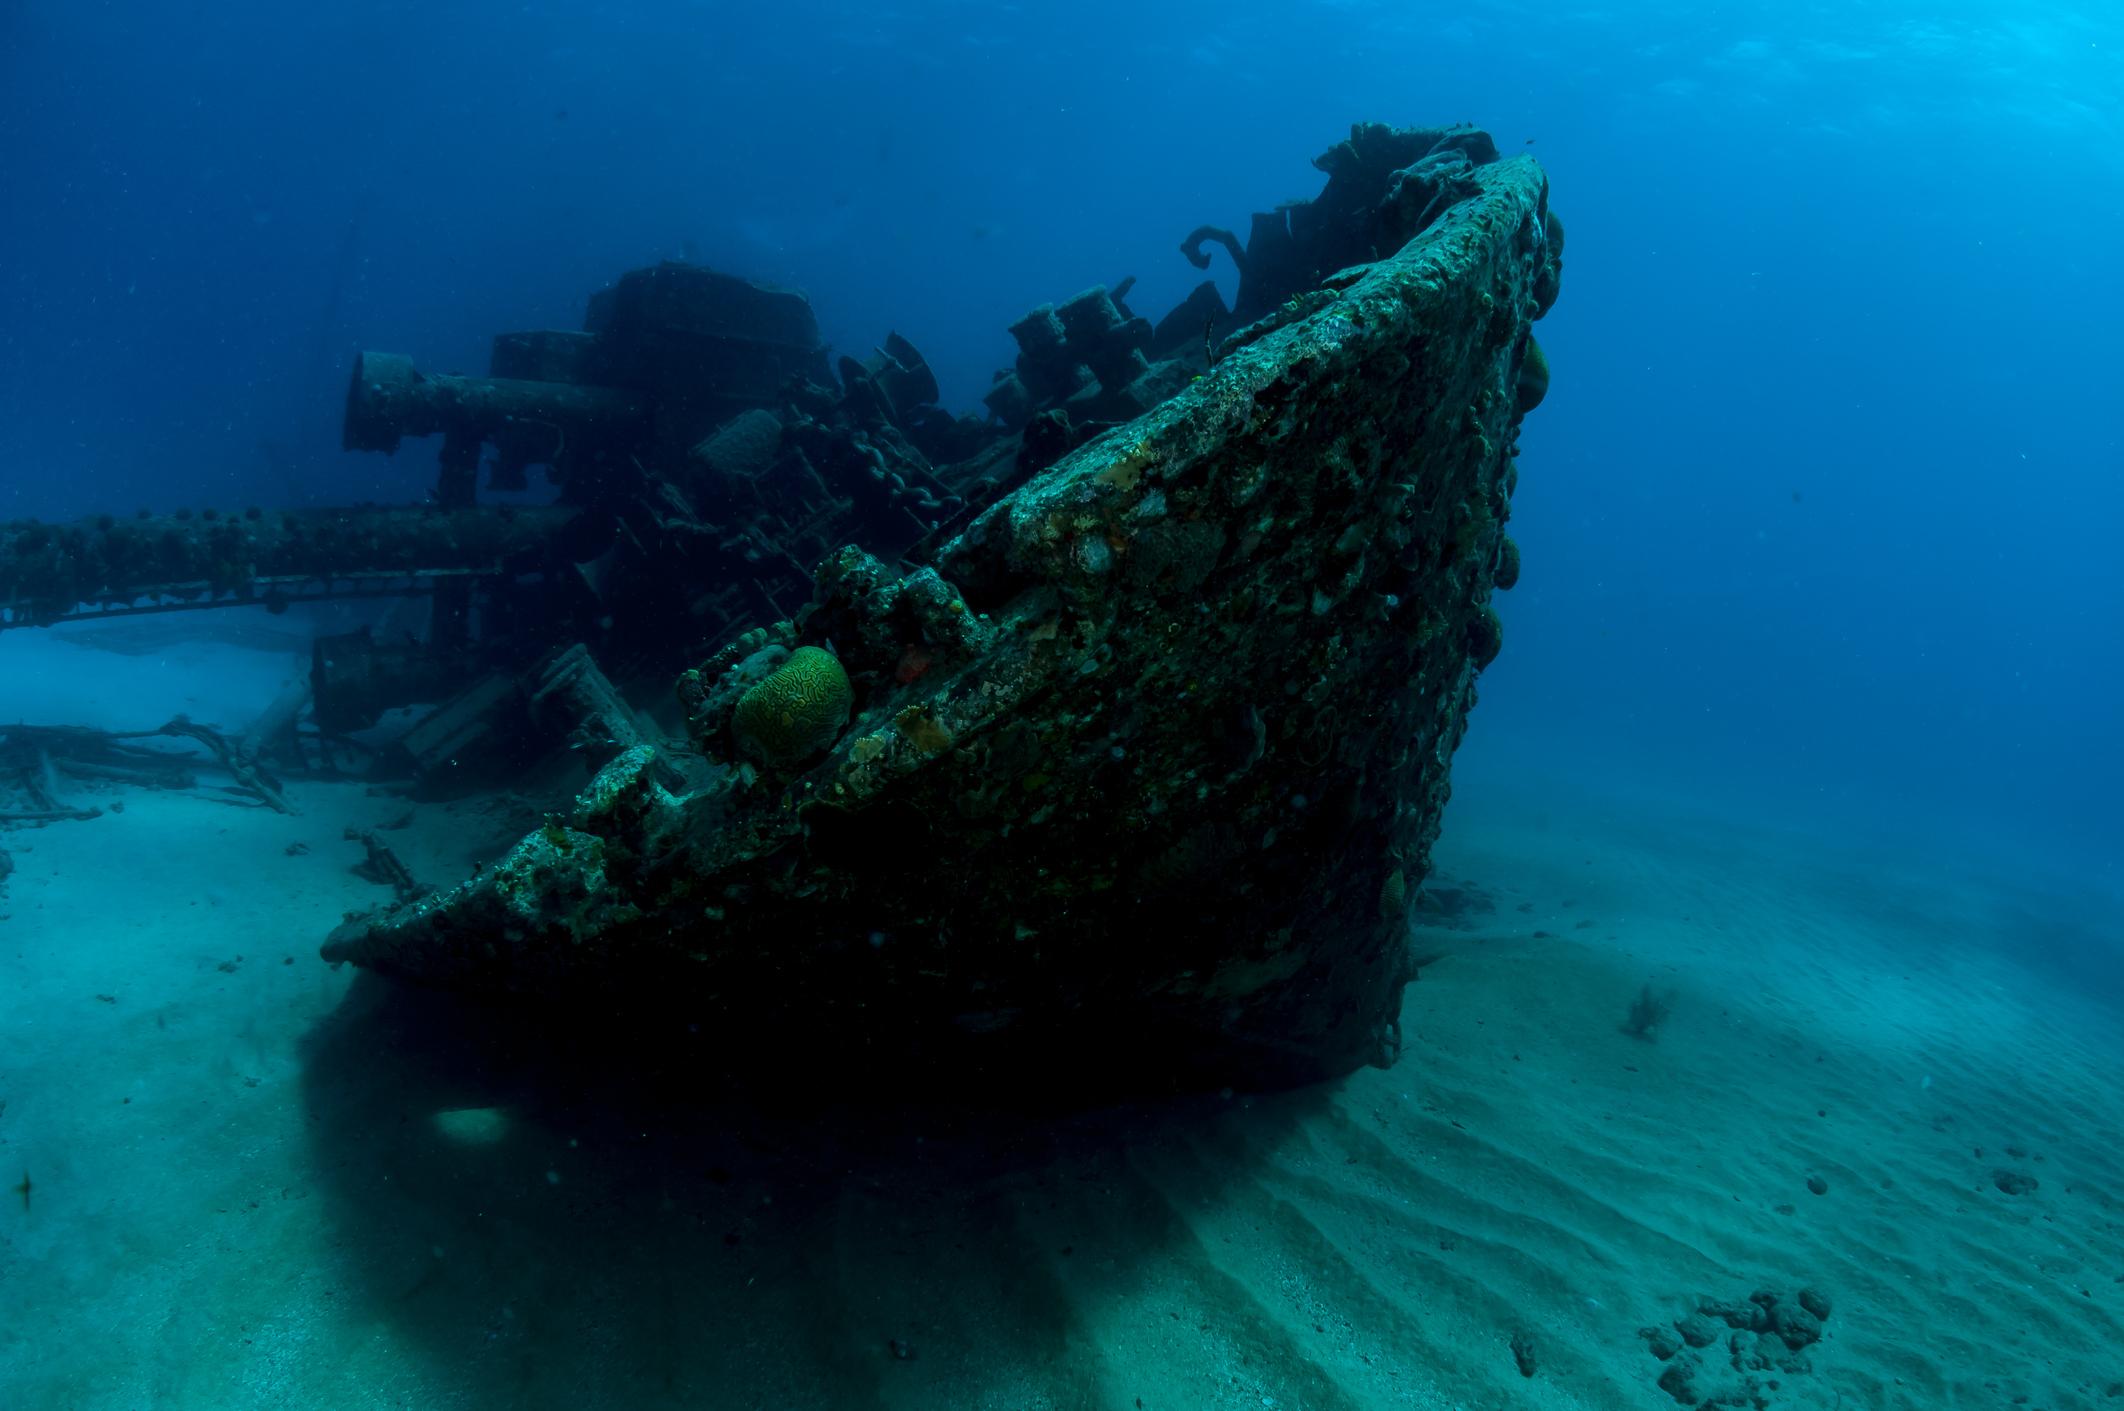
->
[323, 133, 1563, 1088]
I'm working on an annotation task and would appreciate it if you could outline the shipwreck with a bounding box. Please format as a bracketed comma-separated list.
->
[322, 123, 1562, 1084]
[3, 122, 1562, 1087]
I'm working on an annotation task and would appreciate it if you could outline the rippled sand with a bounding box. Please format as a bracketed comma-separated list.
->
[2, 636, 2118, 1409]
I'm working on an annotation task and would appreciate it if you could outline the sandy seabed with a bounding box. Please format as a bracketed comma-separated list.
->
[2, 630, 2120, 1410]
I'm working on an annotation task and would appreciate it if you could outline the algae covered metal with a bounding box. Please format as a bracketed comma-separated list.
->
[323, 135, 1564, 1086]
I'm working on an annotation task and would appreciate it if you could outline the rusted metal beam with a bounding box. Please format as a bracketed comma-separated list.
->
[0, 505, 576, 629]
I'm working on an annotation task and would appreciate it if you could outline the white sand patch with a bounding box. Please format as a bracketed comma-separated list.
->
[0, 735, 2117, 1408]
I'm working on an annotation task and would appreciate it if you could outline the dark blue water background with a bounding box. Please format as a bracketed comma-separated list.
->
[3, 1, 2118, 886]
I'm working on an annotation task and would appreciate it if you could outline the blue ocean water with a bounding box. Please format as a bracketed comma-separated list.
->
[3, 3, 2121, 1407]
[5, 0, 2117, 870]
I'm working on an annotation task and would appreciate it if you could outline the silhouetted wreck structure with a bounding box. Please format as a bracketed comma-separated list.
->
[1, 122, 1562, 1085]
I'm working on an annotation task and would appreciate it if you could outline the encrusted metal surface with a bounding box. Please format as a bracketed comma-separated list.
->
[323, 149, 1561, 1087]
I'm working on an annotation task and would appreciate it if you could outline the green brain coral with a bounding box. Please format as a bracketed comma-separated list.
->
[731, 645, 853, 768]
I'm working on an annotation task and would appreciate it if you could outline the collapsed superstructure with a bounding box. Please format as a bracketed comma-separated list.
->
[1, 123, 1562, 1084]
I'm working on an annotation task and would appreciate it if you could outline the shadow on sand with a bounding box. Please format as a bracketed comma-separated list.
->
[297, 973, 1332, 1409]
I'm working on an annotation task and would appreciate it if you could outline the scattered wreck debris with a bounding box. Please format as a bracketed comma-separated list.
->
[0, 718, 291, 820]
[351, 640, 680, 797]
[344, 827, 426, 903]
[153, 716, 294, 814]
[320, 123, 1564, 1086]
